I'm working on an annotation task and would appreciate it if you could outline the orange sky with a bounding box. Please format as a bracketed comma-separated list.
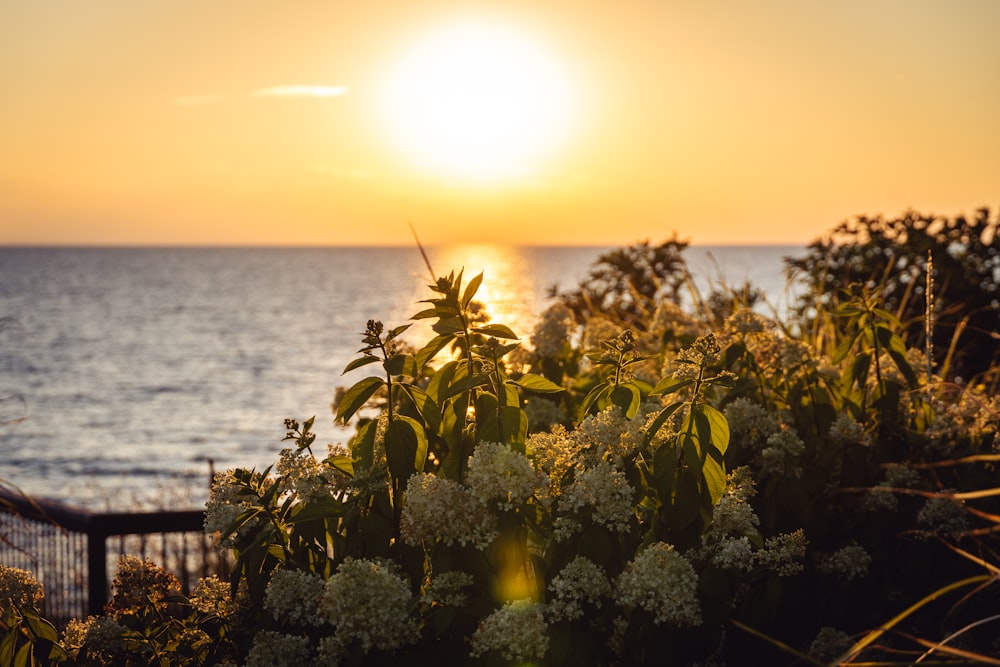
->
[1, 0, 998, 246]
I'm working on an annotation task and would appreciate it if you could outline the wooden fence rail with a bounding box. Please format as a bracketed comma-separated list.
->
[0, 488, 221, 623]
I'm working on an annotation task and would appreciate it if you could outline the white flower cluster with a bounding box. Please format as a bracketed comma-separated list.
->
[546, 556, 611, 621]
[321, 558, 417, 657]
[466, 440, 543, 511]
[582, 317, 622, 357]
[523, 397, 567, 431]
[246, 630, 312, 667]
[862, 464, 921, 512]
[724, 308, 773, 335]
[422, 570, 474, 607]
[760, 427, 805, 478]
[189, 575, 237, 617]
[0, 564, 44, 615]
[204, 468, 260, 546]
[809, 626, 852, 663]
[530, 302, 575, 358]
[401, 473, 497, 548]
[693, 468, 760, 571]
[264, 568, 325, 625]
[573, 406, 646, 467]
[817, 543, 872, 581]
[828, 412, 871, 448]
[724, 398, 779, 451]
[61, 616, 124, 662]
[470, 599, 549, 662]
[756, 529, 808, 576]
[917, 493, 970, 537]
[650, 301, 702, 341]
[614, 543, 702, 626]
[557, 460, 635, 534]
[275, 447, 345, 502]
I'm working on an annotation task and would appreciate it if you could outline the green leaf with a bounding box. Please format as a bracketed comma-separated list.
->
[385, 416, 427, 481]
[343, 354, 381, 374]
[610, 383, 641, 419]
[696, 403, 730, 456]
[383, 353, 415, 377]
[399, 384, 442, 434]
[386, 323, 412, 341]
[650, 376, 695, 396]
[471, 323, 519, 339]
[415, 334, 452, 370]
[410, 307, 439, 320]
[849, 352, 872, 388]
[432, 316, 466, 336]
[578, 383, 612, 420]
[513, 373, 565, 393]
[832, 329, 862, 364]
[335, 376, 384, 424]
[644, 402, 684, 446]
[462, 271, 484, 308]
[325, 454, 354, 477]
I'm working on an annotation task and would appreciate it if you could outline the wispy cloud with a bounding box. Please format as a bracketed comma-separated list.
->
[251, 85, 348, 99]
[173, 94, 224, 107]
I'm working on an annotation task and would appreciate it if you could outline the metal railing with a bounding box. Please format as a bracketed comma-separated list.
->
[0, 489, 224, 624]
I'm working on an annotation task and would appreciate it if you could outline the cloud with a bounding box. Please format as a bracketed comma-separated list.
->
[251, 85, 348, 98]
[173, 94, 224, 107]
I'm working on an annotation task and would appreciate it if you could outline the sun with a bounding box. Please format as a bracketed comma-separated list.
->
[380, 19, 577, 183]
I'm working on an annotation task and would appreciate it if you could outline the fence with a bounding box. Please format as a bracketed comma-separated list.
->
[0, 489, 224, 624]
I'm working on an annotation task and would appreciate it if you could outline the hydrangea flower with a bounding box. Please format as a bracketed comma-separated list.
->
[61, 616, 125, 662]
[546, 557, 611, 622]
[189, 575, 238, 617]
[245, 630, 312, 667]
[917, 493, 969, 537]
[0, 564, 44, 616]
[264, 568, 326, 625]
[817, 543, 872, 581]
[470, 599, 549, 662]
[557, 460, 635, 533]
[204, 467, 263, 547]
[614, 543, 701, 626]
[724, 398, 779, 451]
[530, 302, 575, 357]
[401, 473, 497, 549]
[321, 558, 417, 657]
[828, 412, 871, 448]
[756, 529, 808, 576]
[466, 441, 542, 511]
[106, 555, 180, 616]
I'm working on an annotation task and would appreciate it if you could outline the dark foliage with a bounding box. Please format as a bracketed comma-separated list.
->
[785, 208, 999, 383]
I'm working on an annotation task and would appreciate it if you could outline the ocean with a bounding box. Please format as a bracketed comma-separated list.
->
[0, 245, 803, 510]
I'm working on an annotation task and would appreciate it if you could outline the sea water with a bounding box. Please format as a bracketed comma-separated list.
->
[0, 244, 802, 509]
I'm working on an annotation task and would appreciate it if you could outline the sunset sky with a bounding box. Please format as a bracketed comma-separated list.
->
[2, 0, 998, 246]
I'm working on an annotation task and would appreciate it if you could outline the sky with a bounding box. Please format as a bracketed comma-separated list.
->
[1, 0, 998, 247]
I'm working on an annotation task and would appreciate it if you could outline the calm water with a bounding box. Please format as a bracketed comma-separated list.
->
[0, 245, 802, 509]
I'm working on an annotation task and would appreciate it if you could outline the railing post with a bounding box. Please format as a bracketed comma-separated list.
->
[87, 520, 109, 616]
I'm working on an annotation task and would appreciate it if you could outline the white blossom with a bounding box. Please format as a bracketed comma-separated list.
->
[245, 630, 312, 667]
[817, 543, 872, 581]
[401, 473, 497, 548]
[321, 558, 417, 655]
[466, 441, 543, 511]
[470, 599, 549, 662]
[264, 568, 326, 625]
[547, 557, 611, 621]
[614, 543, 701, 626]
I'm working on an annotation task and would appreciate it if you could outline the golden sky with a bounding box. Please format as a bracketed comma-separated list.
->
[1, 0, 998, 246]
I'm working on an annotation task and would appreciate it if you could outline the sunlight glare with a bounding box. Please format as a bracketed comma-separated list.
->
[380, 19, 577, 183]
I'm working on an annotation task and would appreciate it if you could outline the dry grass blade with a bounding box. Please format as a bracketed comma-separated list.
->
[833, 574, 992, 665]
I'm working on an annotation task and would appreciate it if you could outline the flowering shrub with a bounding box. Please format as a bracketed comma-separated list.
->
[5, 229, 1000, 665]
